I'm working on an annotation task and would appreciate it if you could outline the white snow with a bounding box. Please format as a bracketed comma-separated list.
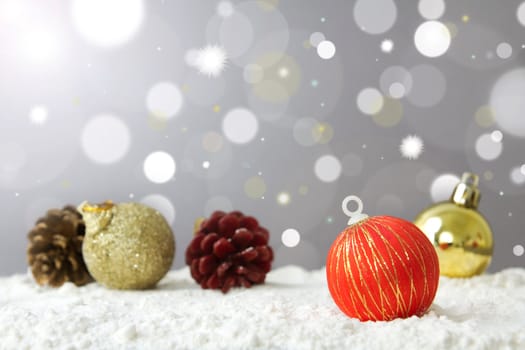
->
[0, 266, 524, 350]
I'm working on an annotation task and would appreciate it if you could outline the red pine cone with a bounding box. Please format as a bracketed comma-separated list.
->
[185, 210, 273, 293]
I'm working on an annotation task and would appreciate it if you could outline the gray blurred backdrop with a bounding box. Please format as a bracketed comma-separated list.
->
[1, 0, 524, 275]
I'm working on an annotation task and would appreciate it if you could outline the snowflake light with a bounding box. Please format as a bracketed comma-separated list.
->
[195, 45, 227, 77]
[400, 135, 424, 159]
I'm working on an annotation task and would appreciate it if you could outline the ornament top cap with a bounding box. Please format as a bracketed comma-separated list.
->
[342, 195, 369, 225]
[79, 200, 115, 214]
[450, 172, 481, 209]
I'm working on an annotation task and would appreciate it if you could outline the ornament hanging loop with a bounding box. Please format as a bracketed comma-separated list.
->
[342, 195, 369, 225]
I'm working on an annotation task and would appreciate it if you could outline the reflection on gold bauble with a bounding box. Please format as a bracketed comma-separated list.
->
[79, 201, 175, 289]
[414, 173, 493, 278]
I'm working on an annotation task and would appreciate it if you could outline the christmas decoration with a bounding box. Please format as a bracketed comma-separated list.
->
[400, 135, 424, 160]
[194, 45, 228, 77]
[27, 206, 92, 287]
[80, 201, 175, 290]
[185, 210, 273, 293]
[414, 172, 493, 278]
[326, 195, 439, 321]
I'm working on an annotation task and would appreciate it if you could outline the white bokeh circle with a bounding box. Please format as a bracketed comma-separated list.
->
[29, 105, 48, 124]
[430, 173, 460, 202]
[513, 244, 524, 256]
[81, 114, 131, 164]
[496, 42, 512, 59]
[141, 194, 176, 225]
[379, 66, 413, 99]
[381, 39, 394, 53]
[357, 88, 384, 115]
[277, 192, 291, 206]
[71, 0, 144, 48]
[314, 155, 342, 183]
[217, 1, 234, 18]
[414, 21, 451, 57]
[309, 32, 325, 47]
[518, 2, 525, 26]
[490, 68, 525, 138]
[222, 108, 259, 144]
[143, 151, 176, 184]
[19, 30, 61, 64]
[353, 0, 397, 34]
[418, 0, 445, 20]
[281, 228, 300, 248]
[491, 130, 503, 142]
[317, 40, 336, 59]
[475, 133, 503, 161]
[510, 166, 525, 185]
[146, 82, 183, 120]
[389, 83, 406, 99]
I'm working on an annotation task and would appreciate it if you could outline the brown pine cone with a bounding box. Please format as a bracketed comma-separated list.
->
[185, 210, 274, 293]
[27, 205, 93, 287]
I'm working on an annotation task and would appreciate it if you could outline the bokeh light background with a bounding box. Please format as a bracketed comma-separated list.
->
[1, 0, 524, 274]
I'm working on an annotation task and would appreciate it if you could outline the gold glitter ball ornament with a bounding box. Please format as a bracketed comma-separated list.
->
[414, 173, 494, 278]
[79, 201, 175, 289]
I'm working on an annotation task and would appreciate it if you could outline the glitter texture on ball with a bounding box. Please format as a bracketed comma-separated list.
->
[80, 201, 175, 290]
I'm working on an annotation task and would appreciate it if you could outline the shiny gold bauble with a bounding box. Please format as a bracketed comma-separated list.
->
[414, 173, 493, 278]
[79, 201, 175, 289]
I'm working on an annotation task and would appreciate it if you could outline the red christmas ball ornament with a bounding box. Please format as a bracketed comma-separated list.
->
[326, 195, 440, 321]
